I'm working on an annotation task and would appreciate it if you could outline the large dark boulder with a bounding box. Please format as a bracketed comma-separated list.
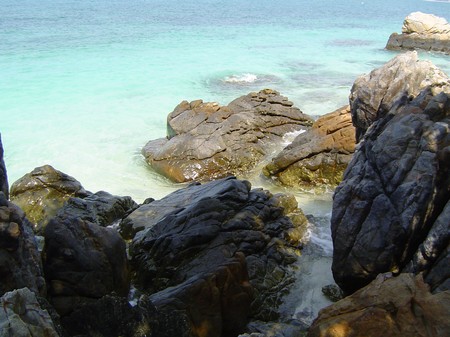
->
[43, 194, 130, 317]
[307, 273, 450, 337]
[386, 12, 450, 55]
[123, 177, 308, 337]
[0, 193, 46, 297]
[349, 51, 450, 142]
[142, 89, 313, 183]
[10, 165, 89, 234]
[0, 134, 8, 199]
[331, 89, 450, 294]
[263, 105, 355, 188]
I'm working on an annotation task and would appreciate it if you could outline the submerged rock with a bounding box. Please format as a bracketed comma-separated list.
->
[349, 51, 450, 141]
[263, 105, 355, 188]
[332, 88, 450, 294]
[43, 194, 130, 317]
[10, 165, 89, 234]
[142, 89, 313, 183]
[307, 273, 450, 337]
[0, 134, 8, 199]
[124, 177, 308, 336]
[0, 288, 60, 337]
[0, 194, 46, 297]
[386, 12, 450, 54]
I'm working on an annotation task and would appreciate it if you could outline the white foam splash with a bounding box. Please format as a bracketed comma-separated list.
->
[224, 73, 258, 83]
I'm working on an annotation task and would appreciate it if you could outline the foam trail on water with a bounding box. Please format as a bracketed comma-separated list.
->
[224, 73, 258, 83]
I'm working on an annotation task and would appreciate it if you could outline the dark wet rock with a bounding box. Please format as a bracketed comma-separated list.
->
[0, 288, 60, 337]
[124, 177, 308, 336]
[61, 295, 159, 337]
[321, 284, 344, 303]
[0, 134, 8, 199]
[386, 12, 450, 55]
[10, 165, 89, 234]
[332, 90, 450, 294]
[307, 273, 450, 337]
[43, 195, 130, 317]
[0, 195, 46, 297]
[263, 105, 355, 188]
[142, 89, 314, 183]
[349, 51, 450, 142]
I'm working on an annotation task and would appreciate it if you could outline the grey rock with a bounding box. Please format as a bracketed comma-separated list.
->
[0, 288, 59, 337]
[386, 12, 450, 54]
[349, 51, 450, 141]
[125, 177, 308, 336]
[43, 195, 130, 317]
[10, 165, 89, 234]
[0, 196, 46, 297]
[0, 134, 8, 199]
[142, 89, 313, 183]
[332, 90, 450, 294]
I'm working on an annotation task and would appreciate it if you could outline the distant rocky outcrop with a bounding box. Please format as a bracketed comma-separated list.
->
[349, 51, 450, 142]
[263, 105, 355, 188]
[332, 55, 450, 294]
[0, 193, 46, 298]
[10, 165, 89, 234]
[307, 273, 450, 337]
[0, 135, 8, 199]
[386, 12, 450, 54]
[123, 177, 308, 336]
[142, 89, 313, 183]
[0, 288, 60, 337]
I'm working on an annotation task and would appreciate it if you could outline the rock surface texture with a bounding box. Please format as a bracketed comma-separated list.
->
[0, 288, 60, 337]
[332, 67, 450, 293]
[0, 194, 46, 297]
[123, 177, 308, 337]
[142, 89, 313, 183]
[43, 194, 131, 317]
[349, 51, 450, 142]
[10, 165, 89, 234]
[307, 273, 450, 337]
[263, 105, 355, 188]
[386, 12, 450, 54]
[0, 135, 8, 199]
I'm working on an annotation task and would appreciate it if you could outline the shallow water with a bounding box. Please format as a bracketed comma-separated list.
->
[1, 0, 449, 202]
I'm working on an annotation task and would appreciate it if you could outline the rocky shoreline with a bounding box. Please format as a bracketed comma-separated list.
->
[1, 47, 450, 337]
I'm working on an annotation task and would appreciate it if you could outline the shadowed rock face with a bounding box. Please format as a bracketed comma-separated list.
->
[386, 12, 450, 54]
[307, 273, 450, 337]
[0, 194, 46, 298]
[263, 105, 355, 188]
[123, 177, 308, 337]
[332, 90, 450, 294]
[142, 89, 313, 183]
[349, 51, 450, 142]
[10, 165, 89, 234]
[0, 135, 8, 199]
[43, 194, 130, 317]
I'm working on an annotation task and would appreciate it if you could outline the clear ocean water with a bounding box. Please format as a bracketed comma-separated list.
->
[1, 0, 450, 202]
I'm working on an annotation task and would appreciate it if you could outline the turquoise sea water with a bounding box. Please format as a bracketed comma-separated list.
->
[1, 0, 450, 202]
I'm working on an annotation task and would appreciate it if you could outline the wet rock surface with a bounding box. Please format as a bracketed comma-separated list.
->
[332, 85, 450, 293]
[349, 51, 450, 141]
[307, 274, 450, 337]
[10, 165, 89, 234]
[0, 288, 60, 337]
[0, 135, 8, 199]
[142, 89, 313, 183]
[43, 194, 131, 317]
[386, 12, 450, 54]
[0, 194, 46, 297]
[263, 105, 355, 188]
[124, 177, 308, 336]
